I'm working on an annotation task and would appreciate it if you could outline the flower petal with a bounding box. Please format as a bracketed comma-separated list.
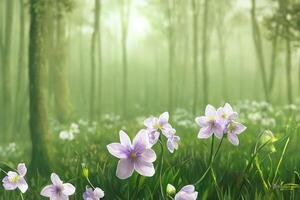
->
[2, 176, 17, 190]
[7, 171, 18, 178]
[198, 126, 213, 139]
[148, 130, 160, 146]
[223, 103, 233, 113]
[195, 116, 209, 127]
[180, 185, 195, 193]
[213, 123, 224, 139]
[62, 183, 76, 195]
[40, 185, 54, 197]
[175, 191, 198, 200]
[116, 159, 134, 179]
[134, 160, 155, 177]
[141, 149, 156, 162]
[228, 112, 238, 120]
[158, 112, 169, 125]
[51, 173, 63, 186]
[228, 133, 239, 146]
[167, 135, 180, 153]
[144, 116, 155, 128]
[133, 129, 150, 151]
[17, 177, 28, 193]
[119, 130, 131, 147]
[216, 107, 225, 118]
[167, 139, 175, 153]
[162, 125, 175, 137]
[205, 104, 216, 117]
[94, 187, 105, 198]
[83, 188, 94, 199]
[17, 163, 27, 177]
[233, 122, 247, 135]
[107, 143, 129, 159]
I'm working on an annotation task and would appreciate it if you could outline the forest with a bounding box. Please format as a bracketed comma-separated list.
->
[0, 0, 300, 199]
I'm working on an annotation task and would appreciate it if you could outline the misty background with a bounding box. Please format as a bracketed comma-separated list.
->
[0, 0, 299, 142]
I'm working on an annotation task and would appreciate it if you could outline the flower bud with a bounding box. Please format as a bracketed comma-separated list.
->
[260, 130, 277, 153]
[82, 163, 89, 178]
[260, 130, 277, 144]
[166, 184, 176, 196]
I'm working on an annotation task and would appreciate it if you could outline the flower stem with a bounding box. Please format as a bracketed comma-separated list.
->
[159, 138, 165, 200]
[167, 195, 174, 200]
[20, 193, 24, 200]
[209, 136, 215, 163]
[0, 167, 7, 175]
[255, 157, 269, 191]
[211, 167, 223, 200]
[194, 136, 224, 186]
[86, 177, 95, 189]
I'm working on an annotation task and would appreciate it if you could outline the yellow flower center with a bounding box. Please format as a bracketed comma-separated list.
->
[228, 123, 236, 131]
[11, 175, 20, 183]
[130, 152, 137, 160]
[154, 124, 163, 129]
[208, 116, 215, 121]
[222, 113, 228, 119]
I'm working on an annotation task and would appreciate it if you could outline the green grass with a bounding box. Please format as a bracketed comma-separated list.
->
[0, 101, 300, 199]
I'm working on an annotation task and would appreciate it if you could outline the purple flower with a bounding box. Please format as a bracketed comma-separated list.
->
[2, 163, 28, 193]
[195, 105, 224, 139]
[40, 173, 75, 199]
[107, 130, 157, 179]
[147, 129, 160, 145]
[217, 103, 238, 122]
[165, 128, 180, 153]
[226, 121, 247, 146]
[144, 112, 173, 144]
[83, 187, 104, 200]
[167, 135, 180, 153]
[174, 185, 198, 200]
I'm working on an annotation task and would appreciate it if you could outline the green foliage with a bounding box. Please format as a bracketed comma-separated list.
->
[1, 102, 300, 199]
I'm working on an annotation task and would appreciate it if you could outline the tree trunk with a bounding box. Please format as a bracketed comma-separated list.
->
[180, 31, 189, 107]
[120, 0, 130, 117]
[216, 5, 228, 101]
[97, 0, 103, 119]
[28, 0, 51, 175]
[90, 0, 100, 121]
[14, 0, 27, 137]
[286, 36, 293, 104]
[1, 0, 14, 136]
[167, 0, 174, 113]
[16, 0, 26, 101]
[268, 26, 278, 93]
[202, 0, 209, 106]
[298, 53, 300, 96]
[250, 0, 269, 101]
[192, 0, 199, 115]
[78, 24, 86, 108]
[0, 0, 4, 132]
[278, 0, 293, 104]
[217, 28, 227, 101]
[53, 3, 73, 122]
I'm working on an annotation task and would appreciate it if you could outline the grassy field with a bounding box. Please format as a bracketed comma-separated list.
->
[1, 101, 299, 199]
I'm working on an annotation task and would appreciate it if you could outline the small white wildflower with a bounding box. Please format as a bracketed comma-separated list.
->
[59, 131, 74, 141]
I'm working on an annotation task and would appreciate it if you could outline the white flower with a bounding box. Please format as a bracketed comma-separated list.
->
[41, 173, 75, 199]
[2, 163, 28, 193]
[59, 131, 74, 141]
[70, 123, 80, 134]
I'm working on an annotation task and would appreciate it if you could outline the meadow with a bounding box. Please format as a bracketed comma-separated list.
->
[1, 0, 300, 199]
[1, 101, 300, 199]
